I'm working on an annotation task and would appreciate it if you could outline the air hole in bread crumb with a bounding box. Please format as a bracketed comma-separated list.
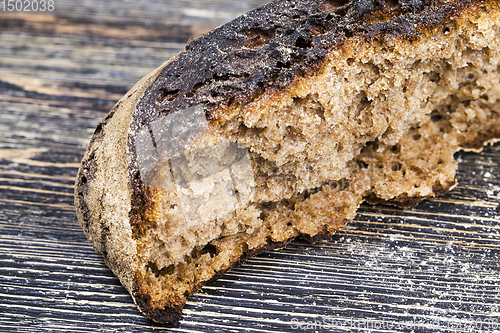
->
[428, 71, 441, 83]
[147, 262, 175, 277]
[366, 141, 379, 151]
[358, 160, 369, 169]
[413, 133, 422, 140]
[391, 145, 400, 153]
[316, 107, 326, 121]
[339, 179, 350, 190]
[430, 112, 443, 122]
[410, 166, 423, 175]
[200, 244, 218, 258]
[356, 96, 372, 117]
[369, 62, 380, 75]
[191, 248, 201, 259]
[391, 162, 402, 172]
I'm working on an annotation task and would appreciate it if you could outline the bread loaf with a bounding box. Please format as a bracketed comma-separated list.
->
[75, 0, 500, 325]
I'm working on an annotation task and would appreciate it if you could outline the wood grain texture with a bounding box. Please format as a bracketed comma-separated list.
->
[0, 1, 499, 332]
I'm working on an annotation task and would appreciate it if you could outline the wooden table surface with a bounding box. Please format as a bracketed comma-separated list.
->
[1, 1, 500, 332]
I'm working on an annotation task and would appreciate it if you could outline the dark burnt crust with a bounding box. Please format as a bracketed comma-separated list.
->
[126, 132, 149, 235]
[130, 0, 488, 132]
[365, 193, 424, 208]
[133, 218, 356, 325]
[75, 155, 96, 232]
[132, 284, 183, 326]
[132, 237, 294, 325]
[75, 106, 118, 255]
[459, 125, 500, 151]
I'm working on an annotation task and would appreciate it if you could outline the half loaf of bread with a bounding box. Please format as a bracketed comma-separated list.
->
[75, 0, 500, 325]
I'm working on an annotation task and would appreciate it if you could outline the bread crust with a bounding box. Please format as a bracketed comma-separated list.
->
[74, 53, 184, 320]
[75, 0, 500, 325]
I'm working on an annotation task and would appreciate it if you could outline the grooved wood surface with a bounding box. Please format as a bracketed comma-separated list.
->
[1, 1, 499, 332]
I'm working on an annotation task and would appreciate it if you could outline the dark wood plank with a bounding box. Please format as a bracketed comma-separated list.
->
[1, 1, 499, 332]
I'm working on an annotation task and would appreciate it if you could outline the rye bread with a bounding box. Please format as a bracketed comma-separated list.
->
[75, 0, 500, 325]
